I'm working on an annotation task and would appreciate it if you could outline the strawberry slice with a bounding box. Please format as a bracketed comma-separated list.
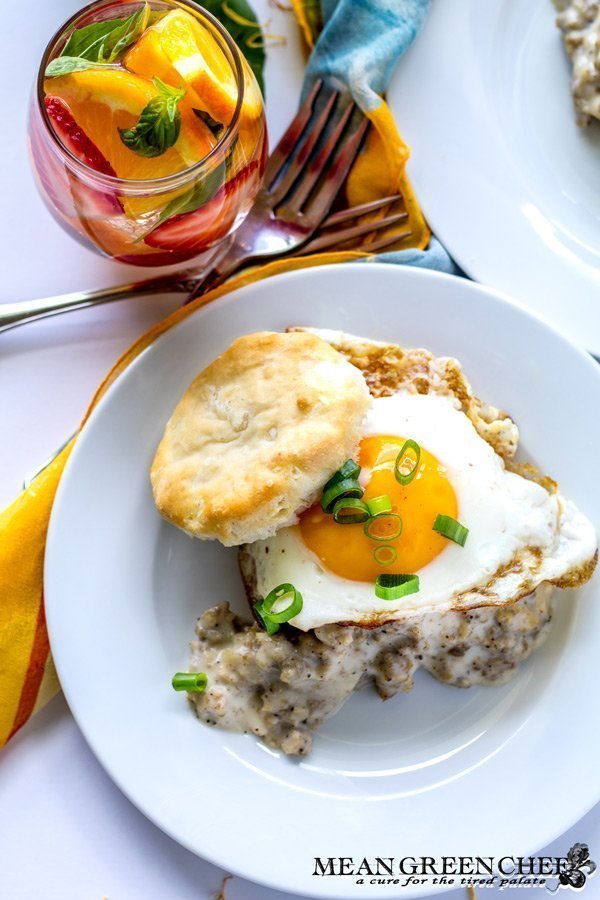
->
[45, 96, 116, 176]
[45, 96, 122, 214]
[145, 160, 261, 253]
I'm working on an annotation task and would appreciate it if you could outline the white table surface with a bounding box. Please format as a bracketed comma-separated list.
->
[2, 2, 600, 898]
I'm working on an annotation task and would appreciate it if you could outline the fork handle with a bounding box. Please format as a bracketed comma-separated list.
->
[184, 235, 252, 302]
[0, 271, 199, 334]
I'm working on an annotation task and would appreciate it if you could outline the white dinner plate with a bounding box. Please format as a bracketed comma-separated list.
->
[45, 264, 600, 898]
[389, 0, 600, 355]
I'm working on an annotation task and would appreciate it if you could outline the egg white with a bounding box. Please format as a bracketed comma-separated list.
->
[246, 394, 597, 630]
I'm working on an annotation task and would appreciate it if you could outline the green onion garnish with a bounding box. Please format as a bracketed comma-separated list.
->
[433, 514, 469, 546]
[321, 477, 363, 513]
[374, 545, 397, 566]
[255, 583, 303, 634]
[254, 603, 280, 635]
[332, 497, 371, 524]
[364, 512, 403, 542]
[263, 583, 303, 622]
[172, 672, 208, 692]
[323, 459, 360, 491]
[366, 495, 392, 516]
[375, 573, 419, 601]
[394, 439, 421, 486]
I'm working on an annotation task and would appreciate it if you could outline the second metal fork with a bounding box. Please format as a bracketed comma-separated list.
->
[186, 78, 370, 299]
[0, 194, 412, 333]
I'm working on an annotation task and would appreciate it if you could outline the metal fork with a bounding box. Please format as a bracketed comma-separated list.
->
[0, 193, 411, 333]
[186, 79, 370, 299]
[1, 80, 371, 333]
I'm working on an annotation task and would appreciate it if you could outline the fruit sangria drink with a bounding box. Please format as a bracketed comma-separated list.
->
[29, 0, 267, 266]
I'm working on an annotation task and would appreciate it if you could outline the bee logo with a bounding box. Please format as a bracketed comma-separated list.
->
[547, 844, 596, 892]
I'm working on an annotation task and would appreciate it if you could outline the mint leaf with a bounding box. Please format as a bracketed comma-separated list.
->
[141, 160, 227, 237]
[61, 18, 128, 61]
[119, 77, 185, 158]
[108, 3, 151, 60]
[45, 56, 117, 77]
[201, 0, 265, 95]
[159, 163, 226, 217]
[46, 2, 150, 76]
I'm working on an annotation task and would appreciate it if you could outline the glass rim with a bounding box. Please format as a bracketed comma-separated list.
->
[36, 0, 246, 192]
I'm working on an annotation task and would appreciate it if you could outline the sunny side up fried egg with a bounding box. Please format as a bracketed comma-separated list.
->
[245, 391, 597, 631]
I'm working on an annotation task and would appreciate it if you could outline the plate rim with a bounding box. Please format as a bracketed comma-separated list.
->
[389, 0, 600, 355]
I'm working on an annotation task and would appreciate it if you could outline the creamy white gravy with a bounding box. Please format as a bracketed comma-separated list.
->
[557, 0, 600, 125]
[188, 584, 554, 755]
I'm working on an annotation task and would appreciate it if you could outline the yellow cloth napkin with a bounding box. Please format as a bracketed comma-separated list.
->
[0, 7, 430, 744]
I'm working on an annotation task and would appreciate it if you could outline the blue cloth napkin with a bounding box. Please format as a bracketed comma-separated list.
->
[304, 0, 457, 273]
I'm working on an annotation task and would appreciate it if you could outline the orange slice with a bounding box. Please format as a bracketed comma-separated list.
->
[44, 69, 215, 215]
[125, 8, 261, 126]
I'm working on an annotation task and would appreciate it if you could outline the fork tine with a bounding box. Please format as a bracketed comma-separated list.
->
[301, 211, 409, 253]
[280, 99, 357, 213]
[294, 116, 369, 222]
[262, 80, 323, 189]
[321, 194, 403, 228]
[351, 229, 414, 254]
[300, 214, 411, 256]
[266, 89, 340, 205]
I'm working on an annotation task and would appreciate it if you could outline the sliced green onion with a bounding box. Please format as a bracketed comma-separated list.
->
[263, 583, 303, 623]
[394, 439, 421, 486]
[364, 512, 403, 542]
[366, 495, 392, 516]
[172, 672, 208, 692]
[256, 583, 304, 633]
[433, 514, 469, 547]
[374, 545, 397, 566]
[332, 497, 371, 524]
[321, 477, 363, 513]
[323, 459, 360, 491]
[375, 574, 419, 601]
[254, 602, 280, 635]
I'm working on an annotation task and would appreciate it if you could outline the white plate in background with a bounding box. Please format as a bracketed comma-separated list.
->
[390, 0, 600, 354]
[45, 264, 600, 897]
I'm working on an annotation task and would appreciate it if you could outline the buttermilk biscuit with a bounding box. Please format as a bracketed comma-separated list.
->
[151, 331, 371, 546]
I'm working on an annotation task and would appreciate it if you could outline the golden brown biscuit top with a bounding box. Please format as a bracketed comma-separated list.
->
[150, 331, 371, 545]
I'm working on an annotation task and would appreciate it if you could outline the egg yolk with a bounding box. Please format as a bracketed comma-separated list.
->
[299, 435, 458, 582]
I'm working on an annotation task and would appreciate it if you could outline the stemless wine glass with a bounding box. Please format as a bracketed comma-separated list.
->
[28, 0, 267, 267]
